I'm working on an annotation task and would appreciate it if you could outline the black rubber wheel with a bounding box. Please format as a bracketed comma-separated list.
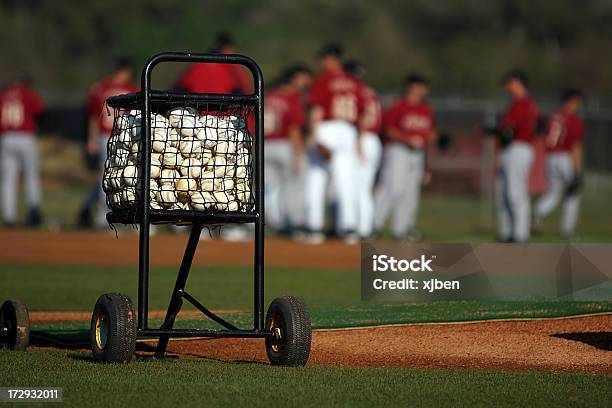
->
[90, 293, 136, 363]
[0, 299, 30, 351]
[265, 296, 311, 366]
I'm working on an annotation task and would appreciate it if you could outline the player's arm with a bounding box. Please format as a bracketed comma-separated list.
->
[572, 142, 583, 175]
[288, 125, 304, 172]
[86, 91, 100, 155]
[308, 105, 324, 140]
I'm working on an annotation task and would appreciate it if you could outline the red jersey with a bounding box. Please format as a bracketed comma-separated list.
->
[384, 99, 435, 145]
[87, 78, 138, 135]
[264, 89, 305, 140]
[545, 111, 584, 152]
[0, 84, 44, 133]
[178, 63, 252, 94]
[501, 96, 538, 143]
[361, 85, 382, 134]
[307, 71, 364, 123]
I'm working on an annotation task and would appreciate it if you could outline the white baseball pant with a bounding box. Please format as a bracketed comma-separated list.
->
[264, 139, 305, 230]
[374, 142, 424, 238]
[305, 120, 358, 234]
[95, 134, 110, 227]
[496, 141, 534, 242]
[535, 152, 580, 237]
[0, 132, 42, 224]
[357, 132, 382, 237]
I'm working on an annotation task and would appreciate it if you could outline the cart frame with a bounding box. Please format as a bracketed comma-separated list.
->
[106, 52, 271, 358]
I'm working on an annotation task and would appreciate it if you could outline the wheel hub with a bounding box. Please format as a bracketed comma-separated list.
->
[95, 314, 109, 350]
[268, 312, 285, 353]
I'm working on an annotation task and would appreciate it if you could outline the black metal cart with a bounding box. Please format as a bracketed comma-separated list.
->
[2, 52, 311, 366]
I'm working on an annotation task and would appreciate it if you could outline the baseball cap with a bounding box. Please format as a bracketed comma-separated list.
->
[113, 56, 132, 72]
[213, 32, 235, 50]
[281, 63, 312, 84]
[344, 59, 365, 78]
[404, 72, 428, 87]
[502, 69, 529, 87]
[562, 87, 584, 102]
[318, 43, 344, 59]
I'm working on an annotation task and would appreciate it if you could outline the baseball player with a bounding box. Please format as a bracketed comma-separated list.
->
[304, 43, 365, 245]
[177, 33, 252, 94]
[534, 88, 584, 238]
[374, 73, 436, 241]
[344, 60, 383, 239]
[0, 74, 45, 227]
[86, 57, 138, 227]
[264, 64, 311, 234]
[494, 69, 539, 243]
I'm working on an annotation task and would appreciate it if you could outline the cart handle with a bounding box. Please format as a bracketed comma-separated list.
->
[141, 52, 263, 97]
[136, 52, 266, 332]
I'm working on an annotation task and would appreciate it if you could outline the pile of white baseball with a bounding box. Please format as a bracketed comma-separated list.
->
[103, 107, 253, 212]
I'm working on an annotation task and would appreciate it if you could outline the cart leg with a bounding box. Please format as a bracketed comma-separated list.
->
[254, 219, 265, 331]
[154, 224, 203, 357]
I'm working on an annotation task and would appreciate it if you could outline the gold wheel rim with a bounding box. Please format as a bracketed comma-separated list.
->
[268, 312, 285, 353]
[95, 314, 109, 350]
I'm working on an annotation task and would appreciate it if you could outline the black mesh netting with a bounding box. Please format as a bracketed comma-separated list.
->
[103, 101, 255, 216]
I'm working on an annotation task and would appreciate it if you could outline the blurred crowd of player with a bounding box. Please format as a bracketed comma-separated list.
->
[0, 33, 585, 243]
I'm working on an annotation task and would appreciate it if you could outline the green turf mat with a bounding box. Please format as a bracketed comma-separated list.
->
[30, 301, 612, 346]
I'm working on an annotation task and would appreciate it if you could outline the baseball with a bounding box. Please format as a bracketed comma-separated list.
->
[213, 191, 230, 210]
[156, 185, 178, 207]
[212, 156, 228, 177]
[169, 107, 197, 128]
[201, 148, 214, 165]
[122, 165, 139, 187]
[122, 187, 138, 205]
[175, 176, 198, 203]
[150, 158, 162, 179]
[160, 168, 180, 185]
[151, 152, 162, 163]
[179, 138, 203, 158]
[162, 146, 181, 168]
[149, 178, 160, 200]
[190, 191, 214, 212]
[235, 165, 247, 179]
[199, 114, 217, 127]
[130, 141, 141, 154]
[215, 140, 236, 156]
[116, 128, 132, 145]
[112, 149, 131, 167]
[179, 157, 203, 178]
[199, 170, 215, 191]
[227, 200, 239, 212]
[168, 128, 180, 147]
[219, 178, 235, 191]
[196, 127, 218, 148]
[108, 168, 124, 190]
[111, 191, 124, 209]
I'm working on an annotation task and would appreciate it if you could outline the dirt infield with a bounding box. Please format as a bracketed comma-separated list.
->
[136, 314, 611, 374]
[0, 230, 358, 270]
[7, 230, 612, 374]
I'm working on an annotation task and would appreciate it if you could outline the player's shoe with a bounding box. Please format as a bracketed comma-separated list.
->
[302, 232, 326, 245]
[25, 207, 43, 227]
[393, 229, 422, 242]
[342, 232, 360, 245]
[220, 225, 253, 242]
[531, 215, 543, 236]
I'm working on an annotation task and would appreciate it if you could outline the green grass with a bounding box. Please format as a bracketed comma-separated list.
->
[1, 350, 610, 408]
[2, 263, 610, 345]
